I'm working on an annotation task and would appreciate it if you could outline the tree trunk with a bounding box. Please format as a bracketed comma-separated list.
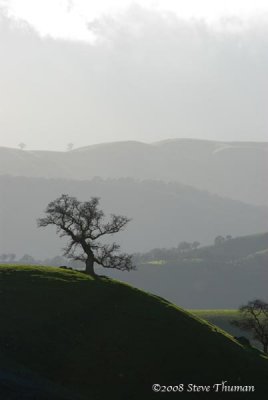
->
[85, 255, 95, 276]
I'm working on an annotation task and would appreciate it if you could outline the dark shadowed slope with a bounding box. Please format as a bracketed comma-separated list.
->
[0, 355, 84, 400]
[0, 265, 268, 399]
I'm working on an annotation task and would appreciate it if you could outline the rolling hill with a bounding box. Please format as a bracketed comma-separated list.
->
[136, 231, 268, 264]
[190, 310, 261, 351]
[105, 232, 268, 308]
[0, 265, 268, 399]
[1, 175, 268, 260]
[0, 138, 267, 206]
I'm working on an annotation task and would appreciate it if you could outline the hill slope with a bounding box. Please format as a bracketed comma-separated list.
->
[1, 139, 267, 206]
[107, 232, 268, 308]
[0, 265, 268, 399]
[1, 175, 268, 258]
[136, 232, 268, 264]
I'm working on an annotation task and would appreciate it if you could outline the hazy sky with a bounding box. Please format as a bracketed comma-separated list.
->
[3, 0, 268, 41]
[0, 0, 268, 150]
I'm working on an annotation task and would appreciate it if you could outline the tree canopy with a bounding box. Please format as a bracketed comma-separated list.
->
[37, 194, 135, 276]
[231, 299, 268, 353]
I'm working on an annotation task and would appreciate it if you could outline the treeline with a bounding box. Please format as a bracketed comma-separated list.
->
[134, 235, 233, 264]
[1, 232, 268, 270]
[0, 236, 222, 266]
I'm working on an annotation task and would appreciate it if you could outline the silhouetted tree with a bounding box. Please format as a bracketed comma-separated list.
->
[231, 299, 268, 353]
[8, 253, 16, 262]
[67, 142, 74, 151]
[214, 235, 225, 246]
[5, 253, 16, 262]
[18, 254, 36, 264]
[192, 241, 200, 250]
[0, 254, 8, 263]
[177, 241, 192, 252]
[37, 194, 135, 276]
[18, 142, 26, 150]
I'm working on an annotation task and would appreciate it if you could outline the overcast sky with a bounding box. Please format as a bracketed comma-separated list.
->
[0, 0, 268, 150]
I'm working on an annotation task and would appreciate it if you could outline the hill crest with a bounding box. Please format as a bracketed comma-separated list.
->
[0, 139, 267, 206]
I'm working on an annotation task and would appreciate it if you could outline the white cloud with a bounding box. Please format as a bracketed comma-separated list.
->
[0, 2, 268, 150]
[2, 0, 268, 41]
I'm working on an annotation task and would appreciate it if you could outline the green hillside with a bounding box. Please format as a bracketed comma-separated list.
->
[190, 232, 268, 262]
[190, 310, 261, 350]
[1, 265, 268, 399]
[137, 232, 268, 264]
[129, 232, 268, 308]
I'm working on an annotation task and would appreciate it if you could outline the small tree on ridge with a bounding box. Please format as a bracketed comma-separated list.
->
[37, 194, 135, 276]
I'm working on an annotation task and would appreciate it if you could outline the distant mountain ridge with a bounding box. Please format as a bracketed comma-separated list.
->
[0, 138, 267, 206]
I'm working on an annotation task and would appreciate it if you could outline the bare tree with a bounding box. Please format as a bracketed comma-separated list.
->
[18, 142, 26, 150]
[66, 142, 74, 151]
[231, 299, 268, 353]
[37, 194, 135, 276]
[214, 235, 225, 246]
[8, 253, 16, 263]
[177, 241, 192, 253]
[192, 241, 200, 250]
[0, 254, 8, 263]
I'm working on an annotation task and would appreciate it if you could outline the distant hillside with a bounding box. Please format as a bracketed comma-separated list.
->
[105, 232, 268, 308]
[136, 232, 268, 264]
[192, 232, 268, 262]
[0, 139, 267, 206]
[1, 265, 268, 399]
[189, 232, 268, 269]
[0, 175, 268, 259]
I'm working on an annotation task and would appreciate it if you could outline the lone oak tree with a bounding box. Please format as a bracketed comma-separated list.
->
[231, 299, 268, 353]
[37, 194, 135, 276]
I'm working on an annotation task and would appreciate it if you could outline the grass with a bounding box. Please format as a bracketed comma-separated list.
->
[146, 260, 166, 265]
[1, 265, 268, 399]
[190, 309, 261, 350]
[190, 309, 238, 315]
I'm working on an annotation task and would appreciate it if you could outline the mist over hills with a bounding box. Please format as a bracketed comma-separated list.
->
[105, 232, 268, 308]
[0, 175, 267, 260]
[1, 7, 268, 395]
[0, 139, 267, 206]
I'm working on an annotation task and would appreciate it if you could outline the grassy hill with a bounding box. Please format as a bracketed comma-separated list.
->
[1, 265, 268, 399]
[190, 310, 261, 350]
